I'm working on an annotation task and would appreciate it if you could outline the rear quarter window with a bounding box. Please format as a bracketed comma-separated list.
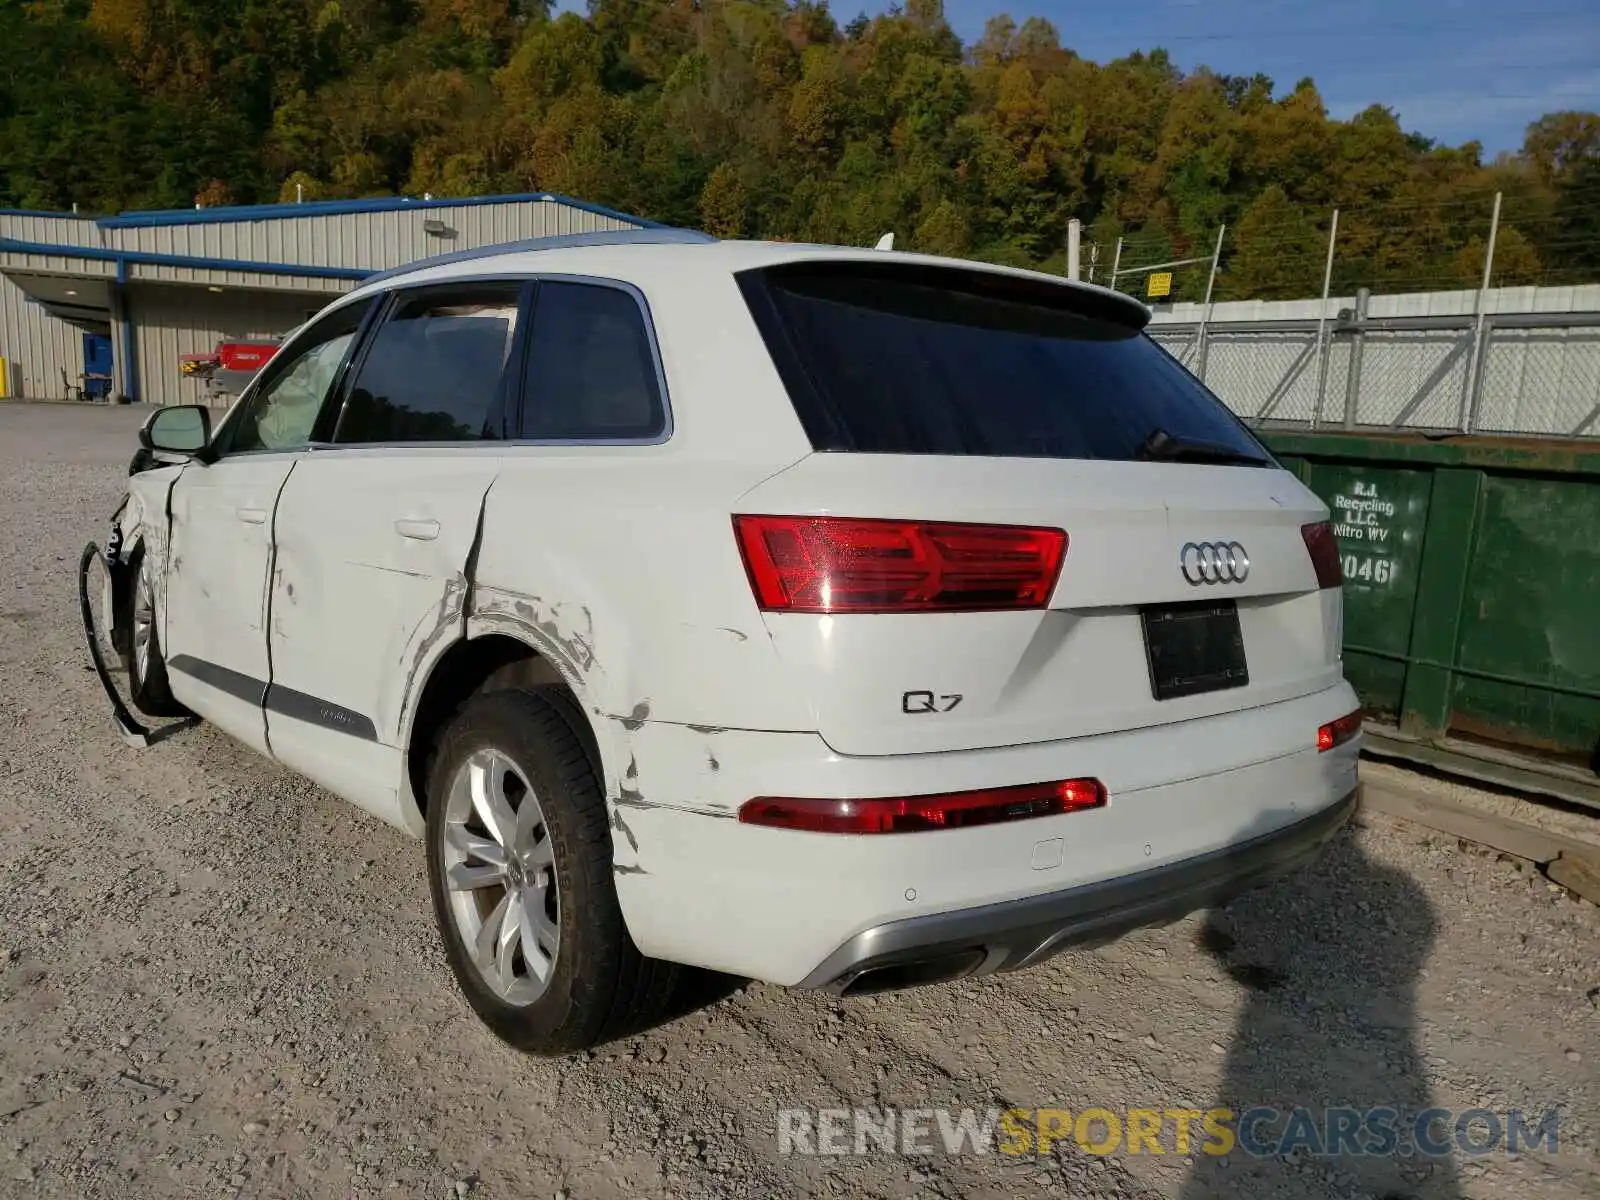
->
[737, 261, 1267, 462]
[519, 281, 666, 441]
[336, 283, 522, 444]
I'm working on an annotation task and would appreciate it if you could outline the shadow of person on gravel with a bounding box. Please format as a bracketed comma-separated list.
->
[1180, 819, 1459, 1200]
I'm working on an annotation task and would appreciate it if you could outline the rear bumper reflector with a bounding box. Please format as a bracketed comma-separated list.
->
[738, 778, 1106, 834]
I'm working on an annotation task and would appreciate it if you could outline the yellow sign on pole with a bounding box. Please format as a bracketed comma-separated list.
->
[1147, 272, 1173, 299]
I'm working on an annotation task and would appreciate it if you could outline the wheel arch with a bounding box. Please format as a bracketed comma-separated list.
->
[401, 632, 609, 821]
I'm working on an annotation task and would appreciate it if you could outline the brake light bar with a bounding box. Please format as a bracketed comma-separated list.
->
[733, 515, 1067, 614]
[1317, 709, 1362, 752]
[1301, 521, 1343, 588]
[738, 779, 1106, 834]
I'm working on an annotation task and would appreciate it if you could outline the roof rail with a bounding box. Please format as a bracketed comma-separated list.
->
[359, 228, 718, 287]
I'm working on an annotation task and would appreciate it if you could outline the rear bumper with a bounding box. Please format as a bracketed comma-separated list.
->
[797, 784, 1358, 994]
[609, 681, 1362, 986]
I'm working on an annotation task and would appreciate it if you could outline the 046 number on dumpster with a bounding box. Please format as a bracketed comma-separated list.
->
[1342, 555, 1396, 585]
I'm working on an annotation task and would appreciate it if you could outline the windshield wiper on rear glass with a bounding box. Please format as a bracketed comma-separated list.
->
[1137, 427, 1270, 467]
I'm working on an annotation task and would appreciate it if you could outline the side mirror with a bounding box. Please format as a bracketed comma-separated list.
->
[139, 405, 211, 455]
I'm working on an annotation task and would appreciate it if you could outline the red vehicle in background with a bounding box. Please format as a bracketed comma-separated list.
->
[179, 337, 285, 404]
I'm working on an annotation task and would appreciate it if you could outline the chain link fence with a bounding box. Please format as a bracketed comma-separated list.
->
[1096, 188, 1600, 437]
[1474, 325, 1600, 436]
[1149, 287, 1600, 438]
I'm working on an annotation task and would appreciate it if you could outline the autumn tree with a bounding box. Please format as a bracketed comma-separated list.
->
[0, 0, 1592, 297]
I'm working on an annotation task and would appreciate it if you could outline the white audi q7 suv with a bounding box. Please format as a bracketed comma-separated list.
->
[86, 229, 1361, 1054]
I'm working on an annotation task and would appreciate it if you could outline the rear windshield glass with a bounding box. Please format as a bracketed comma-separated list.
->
[738, 262, 1268, 462]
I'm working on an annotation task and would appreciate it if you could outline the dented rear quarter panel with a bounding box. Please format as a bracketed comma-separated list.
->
[463, 260, 828, 820]
[473, 454, 817, 729]
[470, 453, 821, 823]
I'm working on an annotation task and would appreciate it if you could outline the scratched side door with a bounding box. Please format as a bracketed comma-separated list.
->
[163, 298, 375, 756]
[264, 280, 526, 829]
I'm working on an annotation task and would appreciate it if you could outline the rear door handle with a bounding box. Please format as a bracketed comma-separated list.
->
[236, 507, 268, 525]
[395, 518, 441, 541]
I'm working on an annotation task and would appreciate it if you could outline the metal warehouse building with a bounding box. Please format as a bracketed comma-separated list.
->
[0, 193, 652, 407]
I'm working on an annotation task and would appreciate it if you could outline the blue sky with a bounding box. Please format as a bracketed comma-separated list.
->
[932, 0, 1600, 154]
[551, 1, 1598, 153]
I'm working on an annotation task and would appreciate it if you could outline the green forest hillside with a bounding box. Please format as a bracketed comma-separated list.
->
[4, 0, 1597, 300]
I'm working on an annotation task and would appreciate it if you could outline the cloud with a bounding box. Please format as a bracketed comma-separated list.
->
[1362, 68, 1600, 145]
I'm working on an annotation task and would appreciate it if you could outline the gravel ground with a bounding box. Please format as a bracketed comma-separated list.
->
[0, 401, 1596, 1200]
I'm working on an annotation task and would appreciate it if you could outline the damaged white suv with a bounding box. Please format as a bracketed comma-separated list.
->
[85, 230, 1361, 1054]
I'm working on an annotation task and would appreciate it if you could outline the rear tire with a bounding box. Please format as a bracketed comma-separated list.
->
[126, 550, 185, 719]
[424, 687, 677, 1054]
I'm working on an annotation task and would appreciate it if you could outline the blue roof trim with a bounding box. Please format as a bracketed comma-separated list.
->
[357, 229, 716, 287]
[95, 191, 664, 230]
[0, 236, 371, 282]
[539, 193, 667, 229]
[0, 227, 709, 288]
[0, 208, 98, 219]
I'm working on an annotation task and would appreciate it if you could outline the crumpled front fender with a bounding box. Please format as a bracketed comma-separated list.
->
[101, 497, 137, 659]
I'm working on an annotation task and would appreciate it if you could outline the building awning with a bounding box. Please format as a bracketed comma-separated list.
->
[0, 236, 371, 295]
[5, 271, 113, 332]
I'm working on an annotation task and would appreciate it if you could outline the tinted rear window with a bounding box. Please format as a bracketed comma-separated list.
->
[738, 262, 1267, 462]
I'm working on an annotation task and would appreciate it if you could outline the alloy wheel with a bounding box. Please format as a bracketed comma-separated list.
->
[440, 747, 561, 1005]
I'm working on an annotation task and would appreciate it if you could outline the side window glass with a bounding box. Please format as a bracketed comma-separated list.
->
[336, 283, 522, 444]
[229, 299, 372, 454]
[520, 281, 665, 440]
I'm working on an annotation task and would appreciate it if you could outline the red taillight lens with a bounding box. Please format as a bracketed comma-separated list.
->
[1301, 520, 1343, 589]
[1318, 709, 1362, 752]
[738, 779, 1106, 834]
[733, 515, 1067, 613]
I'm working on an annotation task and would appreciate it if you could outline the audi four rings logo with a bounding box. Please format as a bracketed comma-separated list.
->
[1181, 541, 1250, 585]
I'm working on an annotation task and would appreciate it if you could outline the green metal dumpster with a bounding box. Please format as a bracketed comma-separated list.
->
[1262, 430, 1600, 810]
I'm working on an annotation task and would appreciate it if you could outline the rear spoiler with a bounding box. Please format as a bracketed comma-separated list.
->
[737, 257, 1152, 332]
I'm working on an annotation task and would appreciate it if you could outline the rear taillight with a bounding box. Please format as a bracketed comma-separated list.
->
[732, 515, 1067, 614]
[738, 779, 1106, 834]
[1318, 709, 1362, 752]
[1301, 521, 1343, 588]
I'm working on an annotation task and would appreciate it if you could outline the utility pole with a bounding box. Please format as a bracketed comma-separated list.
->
[1342, 288, 1370, 430]
[1459, 191, 1502, 433]
[1311, 208, 1341, 428]
[1108, 237, 1123, 293]
[1201, 223, 1226, 308]
[1193, 224, 1227, 382]
[1067, 218, 1082, 281]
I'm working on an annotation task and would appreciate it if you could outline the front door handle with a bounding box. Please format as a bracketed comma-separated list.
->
[395, 518, 441, 541]
[236, 507, 268, 525]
